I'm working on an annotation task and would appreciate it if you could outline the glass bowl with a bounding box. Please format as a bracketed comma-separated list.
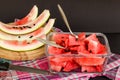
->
[45, 32, 111, 74]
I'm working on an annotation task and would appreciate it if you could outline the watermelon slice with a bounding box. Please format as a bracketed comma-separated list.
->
[0, 35, 45, 51]
[9, 5, 38, 25]
[0, 9, 50, 35]
[0, 19, 55, 41]
[0, 19, 55, 51]
[15, 5, 38, 25]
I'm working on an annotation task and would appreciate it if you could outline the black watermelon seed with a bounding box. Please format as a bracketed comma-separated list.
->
[19, 27, 23, 30]
[15, 27, 18, 29]
[13, 27, 18, 29]
[29, 35, 33, 38]
[25, 26, 31, 28]
[27, 42, 30, 44]
[18, 36, 21, 38]
[23, 26, 26, 28]
[12, 27, 14, 28]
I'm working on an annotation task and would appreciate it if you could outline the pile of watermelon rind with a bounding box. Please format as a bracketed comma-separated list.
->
[47, 32, 111, 73]
[0, 5, 55, 60]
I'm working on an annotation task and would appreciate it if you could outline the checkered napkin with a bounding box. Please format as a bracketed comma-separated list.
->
[0, 53, 120, 80]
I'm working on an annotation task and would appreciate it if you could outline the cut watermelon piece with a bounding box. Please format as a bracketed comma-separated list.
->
[49, 56, 73, 72]
[88, 40, 107, 54]
[81, 65, 97, 72]
[77, 45, 89, 54]
[52, 33, 69, 44]
[48, 46, 64, 54]
[85, 33, 99, 42]
[0, 19, 55, 41]
[68, 35, 80, 46]
[85, 34, 107, 54]
[49, 55, 73, 62]
[81, 65, 103, 72]
[0, 9, 50, 35]
[96, 65, 103, 72]
[50, 61, 62, 72]
[50, 59, 67, 68]
[78, 32, 86, 40]
[74, 57, 105, 66]
[63, 61, 79, 72]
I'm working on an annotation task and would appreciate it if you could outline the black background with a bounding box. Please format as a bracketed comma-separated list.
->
[0, 0, 120, 54]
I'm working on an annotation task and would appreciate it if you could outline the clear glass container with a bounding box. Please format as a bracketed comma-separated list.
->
[45, 32, 111, 74]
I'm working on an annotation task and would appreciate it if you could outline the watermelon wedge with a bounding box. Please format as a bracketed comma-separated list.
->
[9, 5, 38, 25]
[0, 9, 50, 35]
[0, 35, 45, 51]
[15, 5, 38, 25]
[0, 19, 55, 41]
[0, 19, 55, 51]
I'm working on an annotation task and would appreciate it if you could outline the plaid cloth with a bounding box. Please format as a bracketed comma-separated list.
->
[0, 53, 120, 80]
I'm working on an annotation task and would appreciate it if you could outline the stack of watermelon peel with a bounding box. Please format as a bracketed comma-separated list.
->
[46, 32, 111, 73]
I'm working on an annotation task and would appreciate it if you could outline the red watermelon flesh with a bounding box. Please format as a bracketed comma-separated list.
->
[49, 56, 74, 72]
[77, 45, 89, 54]
[78, 32, 86, 40]
[85, 33, 99, 42]
[88, 41, 106, 54]
[74, 57, 105, 66]
[50, 61, 62, 72]
[81, 65, 103, 72]
[15, 17, 28, 25]
[48, 33, 107, 72]
[68, 35, 80, 46]
[49, 55, 73, 62]
[96, 65, 103, 72]
[81, 65, 97, 72]
[85, 34, 106, 54]
[48, 46, 64, 55]
[52, 33, 69, 44]
[63, 61, 79, 72]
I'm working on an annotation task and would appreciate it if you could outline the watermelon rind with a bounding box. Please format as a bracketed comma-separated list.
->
[10, 5, 38, 25]
[0, 36, 45, 51]
[0, 9, 50, 35]
[0, 18, 55, 51]
[0, 19, 55, 41]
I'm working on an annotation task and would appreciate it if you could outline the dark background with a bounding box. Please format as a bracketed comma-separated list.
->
[0, 0, 120, 54]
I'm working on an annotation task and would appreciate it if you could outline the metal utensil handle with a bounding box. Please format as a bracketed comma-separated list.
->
[57, 4, 74, 35]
